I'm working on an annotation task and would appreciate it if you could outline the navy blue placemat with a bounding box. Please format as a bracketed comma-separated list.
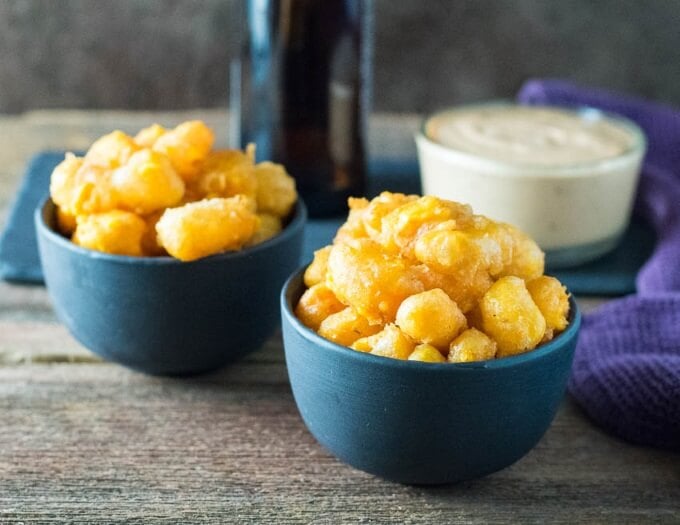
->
[0, 151, 655, 296]
[550, 219, 654, 296]
[0, 152, 65, 283]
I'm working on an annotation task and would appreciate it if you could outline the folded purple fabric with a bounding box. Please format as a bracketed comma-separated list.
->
[518, 79, 680, 451]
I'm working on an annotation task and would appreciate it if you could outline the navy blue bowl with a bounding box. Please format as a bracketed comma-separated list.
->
[281, 267, 581, 484]
[36, 198, 306, 376]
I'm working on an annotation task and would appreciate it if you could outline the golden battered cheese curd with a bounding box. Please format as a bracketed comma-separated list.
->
[414, 228, 486, 276]
[153, 120, 215, 182]
[395, 288, 467, 350]
[326, 239, 424, 325]
[155, 196, 259, 261]
[134, 124, 166, 148]
[480, 276, 547, 358]
[334, 197, 370, 244]
[448, 328, 497, 363]
[50, 153, 83, 212]
[409, 343, 446, 363]
[69, 164, 119, 215]
[499, 224, 545, 281]
[84, 131, 139, 169]
[303, 245, 332, 288]
[414, 217, 543, 282]
[50, 153, 119, 215]
[318, 307, 381, 347]
[254, 161, 297, 218]
[295, 192, 569, 363]
[246, 214, 283, 246]
[111, 149, 185, 214]
[377, 195, 474, 257]
[295, 283, 346, 331]
[360, 191, 419, 240]
[351, 324, 415, 360]
[72, 210, 146, 256]
[333, 192, 419, 245]
[526, 275, 570, 341]
[192, 149, 258, 201]
[465, 218, 515, 277]
[412, 263, 493, 314]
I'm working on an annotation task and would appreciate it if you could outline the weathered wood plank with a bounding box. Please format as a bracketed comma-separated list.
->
[0, 283, 57, 322]
[0, 320, 285, 366]
[1, 360, 678, 524]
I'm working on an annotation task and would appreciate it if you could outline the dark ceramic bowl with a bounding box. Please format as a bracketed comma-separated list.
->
[281, 267, 581, 485]
[36, 198, 306, 376]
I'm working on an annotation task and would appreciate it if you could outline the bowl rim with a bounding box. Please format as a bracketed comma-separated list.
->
[281, 265, 582, 371]
[416, 100, 647, 178]
[35, 197, 307, 265]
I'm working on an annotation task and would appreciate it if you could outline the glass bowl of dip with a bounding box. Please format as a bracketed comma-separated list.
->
[416, 103, 646, 268]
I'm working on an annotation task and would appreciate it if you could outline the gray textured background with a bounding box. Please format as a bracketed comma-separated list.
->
[1, 0, 679, 114]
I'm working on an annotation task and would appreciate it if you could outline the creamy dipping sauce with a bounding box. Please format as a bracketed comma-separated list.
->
[425, 105, 636, 166]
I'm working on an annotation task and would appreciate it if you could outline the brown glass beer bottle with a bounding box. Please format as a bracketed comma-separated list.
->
[237, 0, 373, 217]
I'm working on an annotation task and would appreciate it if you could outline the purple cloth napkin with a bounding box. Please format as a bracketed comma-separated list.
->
[518, 79, 680, 451]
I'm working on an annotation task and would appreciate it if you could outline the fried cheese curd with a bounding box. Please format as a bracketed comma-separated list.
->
[295, 192, 570, 363]
[49, 121, 297, 261]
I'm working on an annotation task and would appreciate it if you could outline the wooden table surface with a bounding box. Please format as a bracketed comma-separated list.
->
[1, 110, 678, 524]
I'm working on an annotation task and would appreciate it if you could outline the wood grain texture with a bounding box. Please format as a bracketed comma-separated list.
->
[1, 353, 679, 524]
[0, 112, 678, 524]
